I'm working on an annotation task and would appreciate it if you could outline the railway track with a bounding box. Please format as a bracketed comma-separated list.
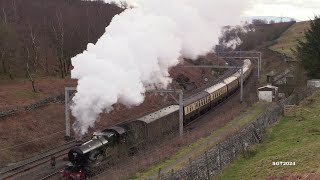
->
[0, 141, 77, 179]
[39, 169, 63, 180]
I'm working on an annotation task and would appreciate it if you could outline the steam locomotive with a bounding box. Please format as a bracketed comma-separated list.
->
[62, 59, 252, 179]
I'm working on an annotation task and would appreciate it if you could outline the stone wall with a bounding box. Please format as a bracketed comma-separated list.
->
[0, 93, 64, 119]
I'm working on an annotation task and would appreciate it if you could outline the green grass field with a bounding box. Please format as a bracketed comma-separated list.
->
[269, 21, 311, 59]
[219, 92, 320, 179]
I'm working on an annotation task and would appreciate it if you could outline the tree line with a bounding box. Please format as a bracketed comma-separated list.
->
[295, 16, 320, 79]
[0, 0, 122, 81]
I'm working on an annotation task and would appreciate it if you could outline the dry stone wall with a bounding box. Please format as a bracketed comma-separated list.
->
[0, 93, 64, 119]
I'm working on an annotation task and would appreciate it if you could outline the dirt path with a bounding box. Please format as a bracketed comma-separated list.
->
[142, 102, 268, 179]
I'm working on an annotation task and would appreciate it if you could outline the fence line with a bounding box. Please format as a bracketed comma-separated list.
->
[161, 87, 316, 180]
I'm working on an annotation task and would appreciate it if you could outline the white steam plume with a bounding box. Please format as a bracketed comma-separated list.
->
[71, 0, 248, 135]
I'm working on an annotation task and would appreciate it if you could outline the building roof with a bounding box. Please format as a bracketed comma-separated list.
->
[258, 85, 278, 91]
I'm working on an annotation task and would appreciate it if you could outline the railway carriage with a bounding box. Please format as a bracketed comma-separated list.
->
[119, 105, 180, 151]
[184, 92, 210, 123]
[204, 82, 228, 106]
[135, 105, 180, 140]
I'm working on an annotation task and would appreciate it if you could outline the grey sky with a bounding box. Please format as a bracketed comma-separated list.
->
[244, 0, 320, 20]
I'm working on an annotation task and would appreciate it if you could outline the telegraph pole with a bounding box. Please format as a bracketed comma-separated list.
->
[148, 89, 184, 136]
[179, 90, 184, 136]
[65, 87, 77, 140]
[240, 67, 243, 103]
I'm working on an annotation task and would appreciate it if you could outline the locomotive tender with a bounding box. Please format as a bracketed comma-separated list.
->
[63, 59, 252, 178]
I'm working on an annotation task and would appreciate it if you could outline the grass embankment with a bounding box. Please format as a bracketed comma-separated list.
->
[269, 21, 311, 59]
[134, 103, 266, 179]
[219, 92, 320, 180]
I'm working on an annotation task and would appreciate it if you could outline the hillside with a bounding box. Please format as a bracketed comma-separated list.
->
[219, 91, 320, 179]
[269, 21, 311, 59]
[242, 16, 295, 24]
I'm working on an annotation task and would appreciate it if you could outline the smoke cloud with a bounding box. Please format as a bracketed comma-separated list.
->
[71, 0, 248, 135]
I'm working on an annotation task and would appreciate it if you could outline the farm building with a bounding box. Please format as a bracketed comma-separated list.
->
[307, 79, 320, 88]
[258, 85, 278, 102]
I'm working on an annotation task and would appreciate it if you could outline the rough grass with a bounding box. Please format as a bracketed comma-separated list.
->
[134, 103, 266, 179]
[218, 92, 320, 180]
[8, 89, 43, 100]
[269, 21, 311, 59]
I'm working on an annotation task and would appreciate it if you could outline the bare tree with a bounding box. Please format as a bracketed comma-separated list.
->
[20, 24, 40, 92]
[0, 0, 122, 79]
[2, 8, 7, 25]
[25, 47, 37, 92]
[29, 25, 40, 71]
[0, 19, 16, 79]
[52, 9, 66, 78]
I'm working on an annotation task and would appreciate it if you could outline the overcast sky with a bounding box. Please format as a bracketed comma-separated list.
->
[244, 0, 320, 21]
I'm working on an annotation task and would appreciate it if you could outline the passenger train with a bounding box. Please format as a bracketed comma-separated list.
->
[62, 59, 253, 179]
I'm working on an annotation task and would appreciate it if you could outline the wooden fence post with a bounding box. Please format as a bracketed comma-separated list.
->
[188, 158, 193, 178]
[171, 169, 174, 180]
[205, 151, 210, 180]
[218, 143, 222, 170]
[157, 168, 162, 180]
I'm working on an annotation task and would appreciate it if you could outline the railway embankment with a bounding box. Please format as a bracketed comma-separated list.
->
[138, 87, 316, 180]
[219, 89, 320, 179]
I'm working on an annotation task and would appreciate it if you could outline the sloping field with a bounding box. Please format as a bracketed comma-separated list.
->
[219, 91, 320, 179]
[269, 21, 311, 59]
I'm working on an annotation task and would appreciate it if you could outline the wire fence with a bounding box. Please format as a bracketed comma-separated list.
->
[158, 87, 316, 180]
